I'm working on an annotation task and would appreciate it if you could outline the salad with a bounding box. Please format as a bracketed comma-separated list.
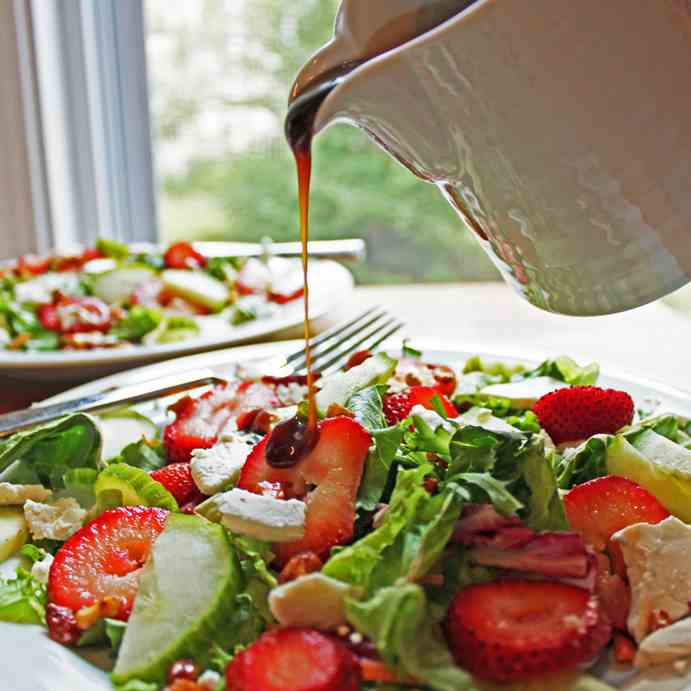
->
[1, 346, 691, 691]
[0, 239, 305, 352]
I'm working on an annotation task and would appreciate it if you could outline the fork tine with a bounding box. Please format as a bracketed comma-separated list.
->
[285, 306, 382, 365]
[288, 308, 389, 371]
[317, 320, 405, 374]
[292, 315, 403, 375]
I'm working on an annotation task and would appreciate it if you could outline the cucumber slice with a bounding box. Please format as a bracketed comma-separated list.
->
[97, 411, 158, 462]
[316, 352, 397, 416]
[161, 269, 230, 312]
[95, 464, 178, 512]
[607, 431, 691, 522]
[112, 514, 242, 684]
[0, 507, 28, 563]
[92, 265, 155, 305]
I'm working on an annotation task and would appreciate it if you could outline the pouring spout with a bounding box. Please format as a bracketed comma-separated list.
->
[289, 0, 471, 105]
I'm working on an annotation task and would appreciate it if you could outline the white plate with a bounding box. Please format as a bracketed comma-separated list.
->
[0, 259, 354, 382]
[2, 341, 691, 691]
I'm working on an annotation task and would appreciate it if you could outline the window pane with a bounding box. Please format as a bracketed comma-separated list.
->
[145, 0, 497, 284]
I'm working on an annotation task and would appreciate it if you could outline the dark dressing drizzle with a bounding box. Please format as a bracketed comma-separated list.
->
[266, 2, 471, 469]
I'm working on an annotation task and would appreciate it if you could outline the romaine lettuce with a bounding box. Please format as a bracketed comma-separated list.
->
[0, 413, 101, 489]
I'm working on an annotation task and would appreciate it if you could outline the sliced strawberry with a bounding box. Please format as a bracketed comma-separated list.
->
[238, 416, 371, 565]
[150, 463, 197, 504]
[37, 296, 112, 334]
[16, 254, 51, 276]
[225, 627, 361, 691]
[267, 286, 304, 304]
[613, 633, 637, 663]
[382, 385, 457, 425]
[163, 381, 280, 462]
[445, 580, 611, 682]
[564, 476, 670, 552]
[533, 386, 634, 444]
[393, 358, 458, 397]
[164, 241, 206, 270]
[48, 506, 168, 625]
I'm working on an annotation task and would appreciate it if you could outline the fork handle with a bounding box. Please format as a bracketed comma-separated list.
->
[0, 369, 223, 438]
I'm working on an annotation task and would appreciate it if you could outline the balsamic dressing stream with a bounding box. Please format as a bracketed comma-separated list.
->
[265, 64, 360, 469]
[265, 2, 472, 469]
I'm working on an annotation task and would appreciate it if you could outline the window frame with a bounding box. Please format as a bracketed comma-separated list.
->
[1, 0, 158, 259]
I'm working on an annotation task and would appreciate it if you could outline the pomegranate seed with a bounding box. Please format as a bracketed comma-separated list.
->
[46, 603, 81, 646]
[168, 659, 200, 684]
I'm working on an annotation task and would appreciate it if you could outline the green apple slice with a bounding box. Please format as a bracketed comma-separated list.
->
[607, 431, 691, 522]
[95, 464, 178, 512]
[91, 265, 156, 304]
[161, 269, 229, 312]
[112, 514, 242, 684]
[0, 507, 28, 563]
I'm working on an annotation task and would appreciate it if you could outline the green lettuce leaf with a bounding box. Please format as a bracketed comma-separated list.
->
[446, 426, 565, 530]
[357, 426, 403, 512]
[109, 438, 166, 472]
[96, 237, 130, 260]
[348, 386, 387, 431]
[462, 356, 525, 381]
[0, 553, 47, 625]
[62, 468, 99, 507]
[518, 438, 568, 530]
[324, 466, 462, 592]
[112, 681, 159, 691]
[524, 356, 599, 386]
[229, 535, 277, 627]
[346, 584, 475, 691]
[554, 436, 610, 490]
[110, 306, 162, 342]
[0, 413, 101, 489]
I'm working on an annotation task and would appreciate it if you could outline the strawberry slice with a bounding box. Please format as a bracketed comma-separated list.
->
[382, 385, 457, 425]
[238, 416, 371, 565]
[267, 286, 304, 304]
[163, 381, 280, 462]
[48, 507, 169, 626]
[445, 580, 611, 682]
[16, 254, 51, 276]
[164, 241, 206, 270]
[150, 463, 197, 504]
[226, 627, 361, 691]
[563, 475, 670, 553]
[37, 296, 112, 334]
[533, 386, 634, 444]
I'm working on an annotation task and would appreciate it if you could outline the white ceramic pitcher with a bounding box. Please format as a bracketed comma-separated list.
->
[291, 0, 691, 315]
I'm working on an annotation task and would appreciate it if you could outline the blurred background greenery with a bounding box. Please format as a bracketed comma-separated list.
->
[146, 0, 498, 284]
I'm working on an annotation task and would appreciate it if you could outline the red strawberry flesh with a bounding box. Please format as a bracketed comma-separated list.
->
[225, 627, 361, 691]
[164, 241, 206, 270]
[382, 385, 457, 425]
[150, 463, 197, 504]
[533, 386, 634, 444]
[564, 475, 670, 552]
[445, 580, 611, 682]
[48, 506, 168, 621]
[163, 380, 280, 462]
[238, 416, 371, 565]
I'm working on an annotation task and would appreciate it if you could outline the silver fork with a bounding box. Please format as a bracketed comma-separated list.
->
[272, 306, 404, 376]
[0, 308, 404, 437]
